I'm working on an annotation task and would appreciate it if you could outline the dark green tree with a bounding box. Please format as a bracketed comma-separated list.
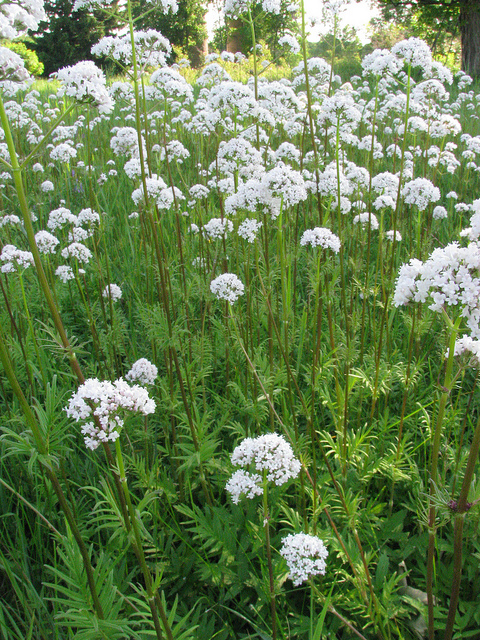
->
[30, 0, 118, 77]
[131, 0, 208, 66]
[374, 0, 480, 79]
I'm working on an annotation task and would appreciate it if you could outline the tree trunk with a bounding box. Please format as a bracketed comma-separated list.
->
[460, 0, 480, 80]
[226, 18, 243, 53]
[188, 37, 208, 68]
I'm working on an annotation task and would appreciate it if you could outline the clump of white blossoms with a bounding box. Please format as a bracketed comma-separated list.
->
[125, 358, 158, 386]
[224, 0, 280, 18]
[55, 265, 75, 282]
[203, 217, 233, 239]
[452, 336, 480, 367]
[102, 284, 122, 302]
[61, 242, 92, 263]
[280, 533, 328, 586]
[353, 212, 379, 230]
[54, 60, 113, 113]
[74, 0, 177, 12]
[391, 37, 432, 75]
[433, 205, 448, 220]
[278, 34, 300, 55]
[0, 244, 34, 273]
[35, 230, 59, 254]
[300, 228, 341, 253]
[66, 377, 156, 450]
[0, 47, 31, 94]
[41, 180, 54, 193]
[91, 30, 171, 70]
[393, 241, 480, 338]
[401, 177, 440, 211]
[226, 433, 301, 504]
[238, 218, 262, 243]
[47, 206, 77, 230]
[0, 0, 47, 40]
[210, 273, 245, 304]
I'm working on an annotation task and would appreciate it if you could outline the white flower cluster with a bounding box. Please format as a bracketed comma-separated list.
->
[55, 265, 75, 282]
[150, 67, 193, 103]
[110, 127, 143, 158]
[224, 0, 280, 18]
[203, 217, 233, 239]
[66, 377, 156, 450]
[54, 61, 113, 114]
[41, 180, 54, 192]
[131, 175, 167, 205]
[238, 218, 262, 243]
[393, 241, 480, 337]
[225, 166, 307, 219]
[50, 142, 77, 163]
[0, 214, 21, 227]
[77, 207, 100, 227]
[391, 37, 432, 75]
[210, 273, 245, 304]
[459, 203, 480, 242]
[401, 177, 440, 211]
[453, 336, 480, 366]
[0, 0, 46, 39]
[262, 164, 307, 208]
[0, 46, 31, 94]
[280, 533, 328, 586]
[353, 212, 379, 230]
[278, 34, 300, 55]
[300, 227, 341, 253]
[61, 242, 92, 263]
[386, 230, 402, 242]
[225, 469, 263, 504]
[35, 230, 59, 254]
[102, 284, 122, 302]
[92, 30, 171, 69]
[361, 49, 402, 78]
[0, 244, 34, 273]
[433, 205, 448, 220]
[226, 433, 301, 503]
[125, 358, 158, 385]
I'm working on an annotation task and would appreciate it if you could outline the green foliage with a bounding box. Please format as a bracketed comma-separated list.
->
[0, 40, 44, 76]
[3, 15, 480, 640]
[132, 0, 207, 67]
[374, 0, 464, 70]
[307, 27, 367, 80]
[30, 0, 118, 76]
[213, 0, 298, 57]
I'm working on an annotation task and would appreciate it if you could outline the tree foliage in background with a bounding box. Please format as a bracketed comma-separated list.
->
[374, 0, 480, 78]
[132, 0, 207, 66]
[308, 27, 368, 79]
[0, 40, 44, 76]
[213, 0, 298, 56]
[30, 0, 118, 77]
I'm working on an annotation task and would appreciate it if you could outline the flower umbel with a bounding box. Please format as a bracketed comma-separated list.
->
[66, 378, 156, 450]
[210, 273, 245, 304]
[280, 533, 328, 586]
[226, 433, 301, 503]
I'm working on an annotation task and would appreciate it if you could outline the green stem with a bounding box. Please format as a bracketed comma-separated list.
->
[0, 326, 104, 620]
[115, 439, 174, 640]
[444, 409, 480, 640]
[0, 93, 85, 384]
[262, 477, 277, 640]
[426, 314, 462, 640]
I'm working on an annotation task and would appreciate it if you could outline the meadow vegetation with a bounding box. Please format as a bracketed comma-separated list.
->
[2, 1, 480, 639]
